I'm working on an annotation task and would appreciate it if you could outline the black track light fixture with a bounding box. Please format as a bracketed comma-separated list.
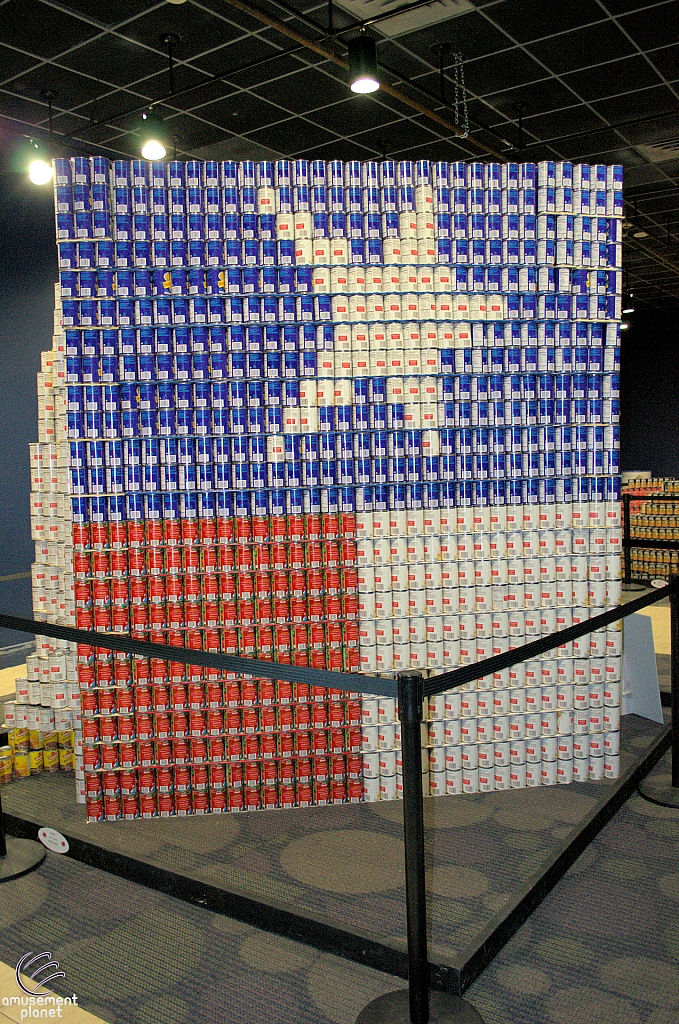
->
[140, 109, 167, 160]
[348, 33, 379, 94]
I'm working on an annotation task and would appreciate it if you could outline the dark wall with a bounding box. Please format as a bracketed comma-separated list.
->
[0, 162, 58, 640]
[620, 307, 679, 479]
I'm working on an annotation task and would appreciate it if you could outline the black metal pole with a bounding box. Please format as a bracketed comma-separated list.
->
[0, 791, 6, 859]
[354, 673, 486, 1023]
[623, 493, 632, 585]
[398, 671, 429, 1024]
[671, 574, 679, 788]
[639, 573, 679, 807]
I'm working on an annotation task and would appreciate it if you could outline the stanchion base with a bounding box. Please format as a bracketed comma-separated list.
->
[0, 837, 46, 882]
[356, 989, 486, 1023]
[638, 775, 679, 809]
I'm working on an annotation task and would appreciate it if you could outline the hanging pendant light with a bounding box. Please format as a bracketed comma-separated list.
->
[348, 33, 379, 94]
[140, 110, 167, 160]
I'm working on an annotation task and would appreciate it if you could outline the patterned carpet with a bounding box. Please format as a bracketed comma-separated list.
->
[1, 714, 667, 968]
[466, 745, 679, 1024]
[1, 744, 678, 1024]
[0, 855, 405, 1024]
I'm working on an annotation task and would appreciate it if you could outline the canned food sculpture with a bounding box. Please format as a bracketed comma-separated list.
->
[25, 157, 623, 818]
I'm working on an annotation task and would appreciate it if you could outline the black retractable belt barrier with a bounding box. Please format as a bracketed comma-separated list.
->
[1, 583, 675, 1015]
[639, 574, 679, 808]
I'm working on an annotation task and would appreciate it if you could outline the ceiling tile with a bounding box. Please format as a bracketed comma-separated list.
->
[487, 0, 605, 44]
[1, 0, 100, 59]
[187, 35, 282, 77]
[55, 0, 154, 23]
[248, 118, 338, 154]
[120, 4, 245, 60]
[0, 44, 38, 86]
[522, 104, 607, 140]
[646, 43, 679, 83]
[308, 96, 405, 135]
[8, 64, 107, 110]
[254, 66, 349, 114]
[481, 76, 580, 118]
[394, 11, 513, 63]
[197, 89, 286, 131]
[59, 34, 166, 87]
[527, 21, 635, 74]
[594, 83, 677, 122]
[464, 47, 546, 95]
[618, 1, 679, 51]
[289, 138, 374, 161]
[623, 111, 679, 145]
[561, 54, 662, 102]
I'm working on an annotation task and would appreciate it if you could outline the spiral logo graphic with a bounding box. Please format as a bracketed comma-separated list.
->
[15, 952, 65, 995]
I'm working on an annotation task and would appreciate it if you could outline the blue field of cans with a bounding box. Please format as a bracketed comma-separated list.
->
[58, 156, 621, 524]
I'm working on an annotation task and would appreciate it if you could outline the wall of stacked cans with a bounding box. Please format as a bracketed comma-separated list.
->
[39, 154, 624, 820]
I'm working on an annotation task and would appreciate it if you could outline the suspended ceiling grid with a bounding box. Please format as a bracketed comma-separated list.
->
[1, 0, 679, 304]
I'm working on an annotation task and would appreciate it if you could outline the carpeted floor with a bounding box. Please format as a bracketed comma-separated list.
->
[0, 854, 405, 1024]
[2, 744, 679, 1024]
[466, 746, 679, 1024]
[1, 714, 667, 970]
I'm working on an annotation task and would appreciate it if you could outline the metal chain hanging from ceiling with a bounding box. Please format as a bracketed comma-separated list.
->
[452, 53, 469, 139]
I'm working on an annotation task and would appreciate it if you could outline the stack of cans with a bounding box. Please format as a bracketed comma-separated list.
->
[33, 156, 623, 818]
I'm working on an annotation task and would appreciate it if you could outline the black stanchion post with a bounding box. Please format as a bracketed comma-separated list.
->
[0, 789, 46, 882]
[355, 673, 485, 1024]
[399, 671, 428, 1024]
[639, 573, 679, 807]
[623, 493, 632, 586]
[0, 792, 7, 859]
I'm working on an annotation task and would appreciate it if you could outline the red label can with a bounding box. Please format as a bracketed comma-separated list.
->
[210, 738, 225, 761]
[210, 791, 227, 813]
[140, 793, 157, 817]
[83, 746, 101, 770]
[331, 781, 347, 804]
[278, 733, 294, 758]
[244, 735, 260, 760]
[86, 797, 104, 822]
[101, 744, 119, 768]
[158, 792, 175, 816]
[348, 779, 362, 802]
[245, 787, 261, 810]
[207, 710, 223, 735]
[227, 737, 243, 761]
[296, 782, 312, 807]
[119, 770, 137, 795]
[280, 784, 295, 808]
[191, 738, 208, 763]
[104, 796, 122, 821]
[261, 734, 277, 759]
[314, 781, 330, 805]
[313, 757, 329, 782]
[118, 717, 136, 742]
[263, 785, 278, 809]
[194, 792, 210, 814]
[85, 773, 102, 798]
[137, 742, 155, 767]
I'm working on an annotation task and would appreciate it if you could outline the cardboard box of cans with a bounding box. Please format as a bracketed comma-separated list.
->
[25, 154, 626, 818]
